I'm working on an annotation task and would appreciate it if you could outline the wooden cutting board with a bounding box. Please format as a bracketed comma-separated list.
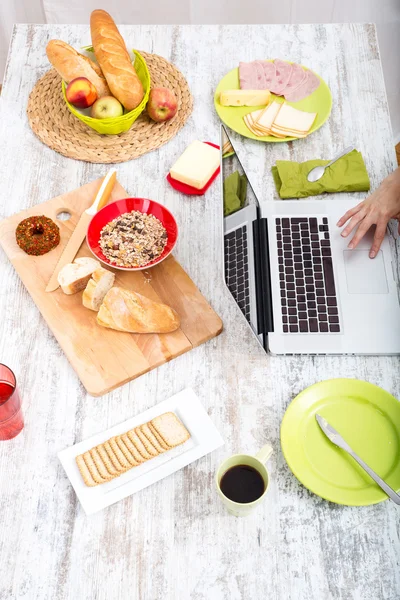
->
[0, 179, 222, 396]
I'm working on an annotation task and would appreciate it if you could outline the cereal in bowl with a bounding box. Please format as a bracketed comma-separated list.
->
[99, 211, 168, 268]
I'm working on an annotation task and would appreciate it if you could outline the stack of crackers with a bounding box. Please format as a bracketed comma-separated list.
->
[76, 412, 190, 487]
[244, 101, 317, 139]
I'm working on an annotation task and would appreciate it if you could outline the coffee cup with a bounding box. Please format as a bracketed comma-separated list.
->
[215, 444, 273, 517]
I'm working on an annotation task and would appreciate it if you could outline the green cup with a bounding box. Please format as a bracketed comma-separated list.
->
[215, 444, 273, 517]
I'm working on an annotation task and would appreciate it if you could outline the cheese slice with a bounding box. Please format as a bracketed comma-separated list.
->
[271, 130, 307, 138]
[270, 129, 307, 138]
[248, 116, 270, 136]
[220, 89, 271, 107]
[244, 115, 262, 136]
[257, 101, 282, 131]
[244, 109, 286, 138]
[272, 124, 309, 133]
[269, 131, 287, 139]
[271, 104, 317, 133]
[247, 109, 265, 123]
[169, 141, 220, 190]
[244, 111, 269, 136]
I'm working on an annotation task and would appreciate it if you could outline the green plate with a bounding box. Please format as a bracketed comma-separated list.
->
[280, 379, 400, 505]
[214, 61, 332, 142]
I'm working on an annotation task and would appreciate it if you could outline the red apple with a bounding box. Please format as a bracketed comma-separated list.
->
[66, 77, 97, 108]
[147, 87, 178, 122]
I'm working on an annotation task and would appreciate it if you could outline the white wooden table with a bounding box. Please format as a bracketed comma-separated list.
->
[1, 23, 399, 600]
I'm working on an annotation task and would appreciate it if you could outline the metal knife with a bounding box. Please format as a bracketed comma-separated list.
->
[315, 414, 400, 505]
[45, 169, 117, 293]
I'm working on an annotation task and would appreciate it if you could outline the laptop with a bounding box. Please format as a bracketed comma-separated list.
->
[221, 124, 400, 355]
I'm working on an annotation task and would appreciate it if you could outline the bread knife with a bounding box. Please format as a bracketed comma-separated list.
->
[45, 169, 117, 293]
[315, 414, 400, 505]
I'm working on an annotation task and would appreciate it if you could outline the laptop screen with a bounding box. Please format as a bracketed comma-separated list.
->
[221, 128, 260, 217]
[221, 125, 264, 341]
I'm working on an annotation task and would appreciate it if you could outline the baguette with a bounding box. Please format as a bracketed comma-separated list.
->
[90, 10, 144, 110]
[97, 287, 180, 333]
[57, 257, 100, 295]
[82, 266, 115, 311]
[46, 39, 110, 97]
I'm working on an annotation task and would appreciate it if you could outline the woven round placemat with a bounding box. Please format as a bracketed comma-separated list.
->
[27, 51, 193, 164]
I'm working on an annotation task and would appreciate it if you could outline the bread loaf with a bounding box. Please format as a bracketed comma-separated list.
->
[46, 40, 110, 97]
[90, 10, 144, 110]
[97, 287, 180, 333]
[57, 257, 100, 295]
[82, 267, 115, 311]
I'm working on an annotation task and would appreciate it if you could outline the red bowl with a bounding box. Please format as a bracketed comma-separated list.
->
[86, 197, 178, 271]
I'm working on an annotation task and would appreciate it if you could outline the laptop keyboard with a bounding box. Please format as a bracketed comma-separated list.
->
[224, 226, 251, 322]
[276, 217, 340, 334]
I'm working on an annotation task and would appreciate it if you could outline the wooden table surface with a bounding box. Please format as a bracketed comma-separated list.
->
[0, 23, 399, 600]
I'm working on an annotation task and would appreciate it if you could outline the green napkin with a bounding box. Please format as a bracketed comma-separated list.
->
[272, 150, 370, 199]
[223, 170, 247, 216]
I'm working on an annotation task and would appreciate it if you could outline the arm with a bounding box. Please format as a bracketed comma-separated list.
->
[337, 167, 400, 258]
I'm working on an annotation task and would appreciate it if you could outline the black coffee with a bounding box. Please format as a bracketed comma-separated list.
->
[220, 464, 265, 504]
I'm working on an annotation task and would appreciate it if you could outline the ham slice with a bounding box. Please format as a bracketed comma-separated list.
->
[239, 62, 258, 89]
[239, 59, 320, 102]
[270, 59, 293, 95]
[253, 61, 267, 89]
[284, 69, 320, 102]
[260, 61, 276, 88]
[283, 64, 306, 96]
[240, 61, 271, 90]
[239, 60, 280, 90]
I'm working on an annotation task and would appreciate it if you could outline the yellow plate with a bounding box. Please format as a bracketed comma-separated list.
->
[214, 61, 332, 143]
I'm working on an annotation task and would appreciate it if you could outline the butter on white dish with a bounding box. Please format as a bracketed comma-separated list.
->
[169, 141, 220, 190]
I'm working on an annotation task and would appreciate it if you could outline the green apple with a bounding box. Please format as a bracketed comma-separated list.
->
[91, 96, 124, 119]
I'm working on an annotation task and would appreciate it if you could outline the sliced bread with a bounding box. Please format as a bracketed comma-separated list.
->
[82, 266, 115, 311]
[57, 257, 100, 295]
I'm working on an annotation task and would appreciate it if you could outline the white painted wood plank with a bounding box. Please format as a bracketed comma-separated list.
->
[0, 23, 399, 600]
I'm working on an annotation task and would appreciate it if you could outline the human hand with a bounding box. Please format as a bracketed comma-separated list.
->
[337, 168, 400, 258]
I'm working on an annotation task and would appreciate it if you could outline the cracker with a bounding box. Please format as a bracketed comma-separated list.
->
[104, 440, 128, 473]
[121, 433, 145, 464]
[89, 447, 113, 481]
[135, 426, 158, 457]
[109, 437, 132, 469]
[76, 454, 98, 487]
[148, 422, 170, 450]
[83, 451, 109, 484]
[127, 429, 154, 460]
[151, 412, 190, 448]
[141, 423, 166, 454]
[115, 436, 140, 467]
[96, 444, 120, 477]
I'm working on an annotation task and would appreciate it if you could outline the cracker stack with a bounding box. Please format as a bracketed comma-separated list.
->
[76, 412, 190, 487]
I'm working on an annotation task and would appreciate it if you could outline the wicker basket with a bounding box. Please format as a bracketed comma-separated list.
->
[62, 49, 151, 135]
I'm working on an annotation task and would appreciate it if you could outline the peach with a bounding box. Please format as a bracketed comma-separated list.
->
[66, 77, 97, 108]
[147, 87, 178, 122]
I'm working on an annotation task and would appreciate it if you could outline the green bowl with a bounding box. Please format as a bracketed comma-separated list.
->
[62, 49, 150, 135]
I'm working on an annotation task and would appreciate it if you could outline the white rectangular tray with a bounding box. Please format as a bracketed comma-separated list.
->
[58, 388, 224, 514]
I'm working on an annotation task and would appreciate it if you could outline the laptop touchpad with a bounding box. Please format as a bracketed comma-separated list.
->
[344, 250, 388, 294]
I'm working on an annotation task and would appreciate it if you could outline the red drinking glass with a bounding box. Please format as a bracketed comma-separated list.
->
[0, 364, 24, 440]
